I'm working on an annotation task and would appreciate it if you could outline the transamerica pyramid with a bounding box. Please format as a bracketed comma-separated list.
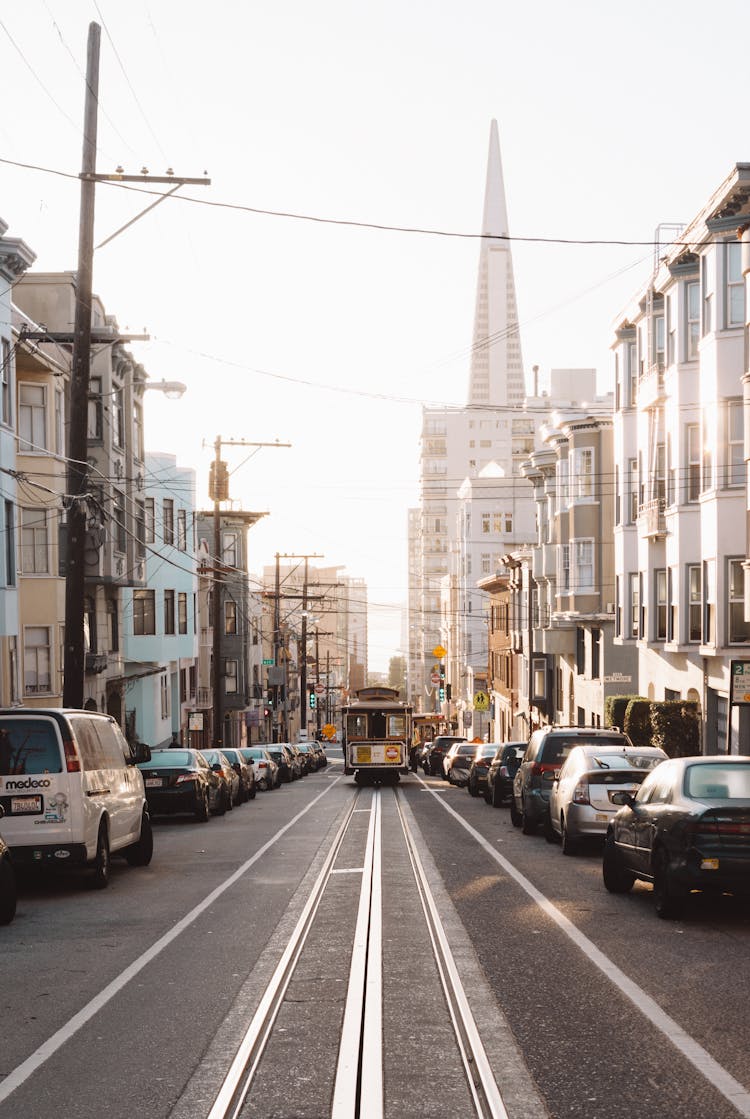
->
[467, 119, 526, 406]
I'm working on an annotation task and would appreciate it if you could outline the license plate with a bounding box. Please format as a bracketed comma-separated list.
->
[145, 777, 163, 788]
[595, 813, 609, 822]
[11, 795, 42, 814]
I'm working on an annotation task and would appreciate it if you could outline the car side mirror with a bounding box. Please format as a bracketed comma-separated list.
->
[131, 741, 151, 764]
[212, 763, 222, 773]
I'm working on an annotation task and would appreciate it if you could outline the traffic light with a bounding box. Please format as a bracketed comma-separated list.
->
[309, 689, 317, 709]
[438, 686, 445, 702]
[263, 706, 271, 718]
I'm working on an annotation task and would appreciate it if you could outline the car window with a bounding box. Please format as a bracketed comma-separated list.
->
[93, 721, 127, 770]
[0, 719, 63, 775]
[685, 762, 750, 800]
[140, 750, 194, 768]
[70, 717, 107, 771]
[637, 765, 674, 804]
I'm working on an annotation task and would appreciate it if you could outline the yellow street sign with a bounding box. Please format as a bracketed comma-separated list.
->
[432, 644, 447, 659]
[473, 690, 489, 712]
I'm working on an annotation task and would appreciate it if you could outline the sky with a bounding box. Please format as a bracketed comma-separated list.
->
[2, 0, 750, 671]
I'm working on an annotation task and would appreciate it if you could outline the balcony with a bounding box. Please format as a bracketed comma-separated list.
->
[85, 653, 108, 674]
[196, 687, 212, 707]
[638, 497, 666, 538]
[637, 360, 665, 408]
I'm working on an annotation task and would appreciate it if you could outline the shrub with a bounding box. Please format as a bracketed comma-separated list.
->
[605, 694, 647, 733]
[650, 701, 701, 758]
[624, 698, 653, 748]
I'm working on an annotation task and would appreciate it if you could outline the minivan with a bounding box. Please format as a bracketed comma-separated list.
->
[0, 709, 153, 888]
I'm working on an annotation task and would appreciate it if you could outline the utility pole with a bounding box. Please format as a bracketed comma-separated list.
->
[62, 20, 210, 707]
[210, 437, 288, 747]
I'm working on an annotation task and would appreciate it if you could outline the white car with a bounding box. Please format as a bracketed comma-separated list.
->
[547, 743, 668, 855]
[239, 746, 279, 790]
[0, 708, 153, 887]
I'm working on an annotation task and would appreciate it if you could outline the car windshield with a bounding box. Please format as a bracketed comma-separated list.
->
[684, 763, 750, 800]
[201, 750, 223, 765]
[588, 752, 663, 771]
[543, 735, 626, 765]
[0, 720, 63, 775]
[141, 749, 193, 769]
[222, 750, 241, 763]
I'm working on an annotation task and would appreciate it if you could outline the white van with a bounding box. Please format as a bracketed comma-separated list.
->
[0, 709, 153, 888]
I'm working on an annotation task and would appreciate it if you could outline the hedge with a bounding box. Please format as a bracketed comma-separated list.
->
[623, 699, 653, 749]
[649, 701, 701, 758]
[604, 694, 647, 733]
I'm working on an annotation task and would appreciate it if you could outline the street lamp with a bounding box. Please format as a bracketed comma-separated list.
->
[143, 378, 187, 400]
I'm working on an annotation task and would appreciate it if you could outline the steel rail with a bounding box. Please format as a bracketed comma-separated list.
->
[395, 790, 510, 1119]
[206, 788, 361, 1119]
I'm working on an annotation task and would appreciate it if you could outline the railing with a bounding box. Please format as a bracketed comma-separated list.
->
[639, 497, 666, 537]
[196, 687, 212, 707]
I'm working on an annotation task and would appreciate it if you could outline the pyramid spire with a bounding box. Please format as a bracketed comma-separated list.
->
[467, 120, 525, 406]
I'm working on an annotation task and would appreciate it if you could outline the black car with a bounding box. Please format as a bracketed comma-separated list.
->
[603, 756, 750, 919]
[467, 744, 501, 797]
[295, 742, 318, 773]
[137, 748, 226, 821]
[485, 742, 526, 807]
[258, 744, 294, 784]
[221, 748, 257, 802]
[426, 736, 467, 777]
[0, 806, 16, 925]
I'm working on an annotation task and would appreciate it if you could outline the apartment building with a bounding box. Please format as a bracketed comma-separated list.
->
[612, 165, 750, 753]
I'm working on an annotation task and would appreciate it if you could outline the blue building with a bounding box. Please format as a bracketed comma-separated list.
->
[122, 452, 198, 747]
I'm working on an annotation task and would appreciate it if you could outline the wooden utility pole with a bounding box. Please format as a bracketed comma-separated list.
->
[63, 22, 99, 707]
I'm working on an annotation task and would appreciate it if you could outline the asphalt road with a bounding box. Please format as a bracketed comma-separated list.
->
[2, 755, 750, 1119]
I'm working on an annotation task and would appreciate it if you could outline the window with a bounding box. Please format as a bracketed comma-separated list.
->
[160, 673, 169, 719]
[481, 513, 490, 534]
[164, 589, 175, 635]
[686, 424, 700, 502]
[163, 499, 174, 545]
[492, 513, 503, 533]
[628, 340, 638, 407]
[558, 543, 570, 594]
[727, 559, 750, 644]
[668, 568, 677, 643]
[702, 423, 713, 492]
[21, 507, 48, 573]
[133, 589, 156, 635]
[726, 401, 744, 487]
[54, 390, 64, 455]
[178, 592, 188, 634]
[702, 254, 712, 335]
[133, 402, 144, 461]
[88, 377, 103, 440]
[225, 659, 238, 694]
[177, 509, 187, 550]
[686, 280, 700, 359]
[112, 388, 125, 448]
[703, 560, 715, 645]
[4, 500, 15, 586]
[628, 458, 638, 522]
[113, 490, 126, 552]
[222, 532, 238, 567]
[629, 573, 639, 638]
[726, 241, 744, 327]
[572, 539, 594, 591]
[576, 627, 585, 674]
[144, 498, 155, 543]
[23, 626, 51, 695]
[225, 599, 237, 634]
[18, 383, 47, 451]
[653, 314, 665, 369]
[615, 575, 622, 638]
[107, 599, 119, 653]
[1, 337, 11, 425]
[591, 628, 601, 679]
[135, 501, 146, 557]
[557, 459, 569, 511]
[505, 513, 513, 533]
[688, 565, 701, 642]
[655, 570, 667, 641]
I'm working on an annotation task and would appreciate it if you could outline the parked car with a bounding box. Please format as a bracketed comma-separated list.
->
[138, 747, 224, 820]
[0, 708, 153, 888]
[511, 726, 633, 835]
[467, 744, 501, 797]
[220, 748, 257, 802]
[603, 756, 750, 918]
[286, 743, 307, 778]
[485, 742, 526, 807]
[0, 806, 17, 925]
[260, 743, 294, 783]
[444, 741, 479, 784]
[426, 736, 467, 777]
[547, 743, 667, 854]
[296, 742, 319, 773]
[240, 746, 279, 790]
[199, 750, 239, 809]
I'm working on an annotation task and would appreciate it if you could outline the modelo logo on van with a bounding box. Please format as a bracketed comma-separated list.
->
[3, 777, 52, 790]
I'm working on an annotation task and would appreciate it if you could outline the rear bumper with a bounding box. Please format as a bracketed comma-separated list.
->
[145, 787, 202, 815]
[10, 843, 88, 867]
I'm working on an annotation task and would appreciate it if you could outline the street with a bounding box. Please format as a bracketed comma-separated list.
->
[2, 752, 750, 1119]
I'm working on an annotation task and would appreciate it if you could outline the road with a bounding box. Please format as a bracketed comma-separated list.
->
[2, 751, 750, 1119]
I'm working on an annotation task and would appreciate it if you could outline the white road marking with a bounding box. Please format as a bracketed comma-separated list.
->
[425, 782, 750, 1118]
[0, 778, 341, 1105]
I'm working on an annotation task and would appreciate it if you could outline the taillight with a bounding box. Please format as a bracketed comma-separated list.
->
[63, 739, 80, 773]
[258, 761, 268, 769]
[176, 773, 197, 784]
[572, 781, 590, 805]
[531, 762, 557, 776]
[499, 765, 509, 777]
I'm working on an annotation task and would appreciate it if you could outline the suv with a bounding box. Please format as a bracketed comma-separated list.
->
[511, 726, 633, 835]
[0, 708, 153, 888]
[426, 735, 467, 777]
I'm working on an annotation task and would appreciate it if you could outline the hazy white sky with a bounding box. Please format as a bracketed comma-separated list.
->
[2, 0, 749, 669]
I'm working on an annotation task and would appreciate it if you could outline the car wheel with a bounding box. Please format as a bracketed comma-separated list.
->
[484, 783, 492, 805]
[543, 809, 558, 844]
[602, 832, 634, 894]
[0, 855, 17, 925]
[195, 788, 210, 822]
[213, 788, 227, 816]
[510, 796, 522, 828]
[652, 848, 685, 920]
[491, 780, 502, 809]
[560, 815, 579, 856]
[125, 809, 154, 866]
[521, 799, 536, 835]
[226, 788, 234, 811]
[90, 823, 110, 889]
[468, 778, 479, 797]
[249, 781, 257, 800]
